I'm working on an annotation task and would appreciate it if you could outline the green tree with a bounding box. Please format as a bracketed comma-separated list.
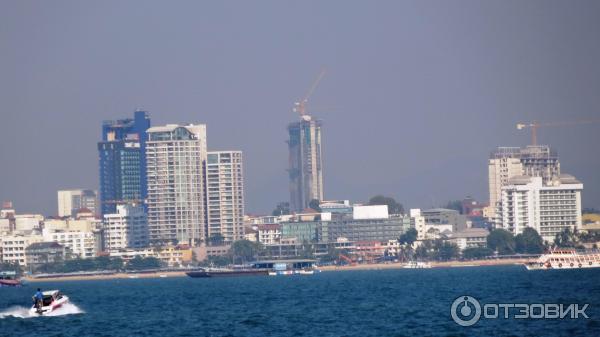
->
[94, 256, 124, 271]
[487, 229, 516, 255]
[201, 255, 231, 267]
[368, 195, 404, 215]
[230, 240, 262, 264]
[300, 240, 315, 258]
[515, 227, 545, 254]
[308, 199, 322, 212]
[399, 228, 418, 246]
[554, 227, 583, 248]
[445, 200, 463, 214]
[0, 262, 23, 277]
[272, 202, 291, 216]
[462, 247, 494, 260]
[415, 240, 433, 260]
[433, 240, 460, 261]
[126, 256, 162, 270]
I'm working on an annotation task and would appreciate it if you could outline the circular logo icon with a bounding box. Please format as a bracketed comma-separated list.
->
[451, 296, 481, 326]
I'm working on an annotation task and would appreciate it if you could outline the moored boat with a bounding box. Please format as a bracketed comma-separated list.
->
[29, 290, 69, 316]
[402, 261, 431, 269]
[524, 249, 600, 270]
[0, 271, 21, 287]
[186, 269, 269, 278]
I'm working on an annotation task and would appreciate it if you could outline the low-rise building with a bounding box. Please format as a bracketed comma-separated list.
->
[0, 233, 43, 266]
[103, 204, 148, 251]
[257, 224, 281, 245]
[108, 245, 192, 267]
[42, 229, 98, 259]
[25, 242, 70, 270]
[14, 214, 44, 231]
[422, 208, 467, 232]
[446, 228, 489, 250]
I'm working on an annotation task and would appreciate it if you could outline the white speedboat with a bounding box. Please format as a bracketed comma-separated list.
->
[525, 250, 600, 270]
[30, 290, 69, 315]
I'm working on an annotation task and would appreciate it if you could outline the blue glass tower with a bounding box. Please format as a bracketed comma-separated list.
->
[98, 110, 150, 215]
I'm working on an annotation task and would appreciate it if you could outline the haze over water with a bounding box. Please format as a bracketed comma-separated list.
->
[1, 1, 600, 214]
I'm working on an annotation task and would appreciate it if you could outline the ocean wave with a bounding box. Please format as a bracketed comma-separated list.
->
[0, 302, 84, 319]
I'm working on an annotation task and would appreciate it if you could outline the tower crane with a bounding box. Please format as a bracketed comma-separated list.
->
[516, 118, 600, 146]
[293, 69, 326, 117]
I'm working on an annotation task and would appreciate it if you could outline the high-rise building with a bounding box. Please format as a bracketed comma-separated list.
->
[206, 151, 245, 243]
[57, 189, 98, 217]
[103, 204, 148, 251]
[288, 115, 324, 212]
[98, 110, 150, 215]
[499, 175, 582, 242]
[488, 147, 523, 211]
[487, 145, 561, 220]
[146, 124, 207, 246]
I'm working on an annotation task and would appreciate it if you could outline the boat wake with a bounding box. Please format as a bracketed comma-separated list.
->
[0, 303, 84, 319]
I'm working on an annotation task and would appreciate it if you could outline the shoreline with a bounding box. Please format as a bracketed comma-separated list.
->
[23, 258, 533, 282]
[319, 258, 532, 271]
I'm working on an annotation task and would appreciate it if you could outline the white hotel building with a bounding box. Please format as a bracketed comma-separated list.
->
[146, 124, 207, 246]
[499, 174, 583, 242]
[42, 229, 98, 259]
[103, 204, 148, 251]
[206, 151, 245, 243]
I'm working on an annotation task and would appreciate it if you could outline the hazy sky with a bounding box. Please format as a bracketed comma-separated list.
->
[1, 1, 600, 216]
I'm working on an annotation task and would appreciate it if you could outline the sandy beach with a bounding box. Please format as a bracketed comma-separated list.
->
[319, 258, 532, 271]
[23, 258, 534, 282]
[24, 271, 188, 282]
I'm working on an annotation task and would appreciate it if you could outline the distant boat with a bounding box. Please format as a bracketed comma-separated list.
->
[0, 271, 21, 287]
[525, 250, 600, 270]
[402, 261, 432, 269]
[186, 269, 268, 278]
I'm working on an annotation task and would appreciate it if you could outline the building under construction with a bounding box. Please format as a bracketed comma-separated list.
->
[487, 145, 561, 221]
[288, 71, 326, 212]
[288, 115, 324, 212]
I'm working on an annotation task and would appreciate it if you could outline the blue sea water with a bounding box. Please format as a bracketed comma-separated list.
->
[1, 265, 599, 336]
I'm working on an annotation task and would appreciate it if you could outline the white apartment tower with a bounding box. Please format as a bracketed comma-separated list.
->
[488, 148, 523, 211]
[103, 204, 148, 251]
[206, 151, 245, 242]
[146, 124, 207, 246]
[499, 175, 582, 242]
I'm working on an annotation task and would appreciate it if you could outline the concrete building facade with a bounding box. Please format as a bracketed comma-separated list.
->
[146, 124, 207, 246]
[98, 110, 150, 215]
[103, 204, 148, 251]
[206, 151, 245, 243]
[288, 115, 324, 212]
[499, 175, 582, 242]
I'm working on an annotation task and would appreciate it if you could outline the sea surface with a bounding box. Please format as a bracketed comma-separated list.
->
[1, 265, 599, 336]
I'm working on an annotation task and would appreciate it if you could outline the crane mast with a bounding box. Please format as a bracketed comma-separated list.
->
[517, 118, 600, 146]
[293, 69, 326, 116]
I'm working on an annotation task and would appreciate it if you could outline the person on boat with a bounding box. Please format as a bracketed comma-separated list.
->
[33, 288, 43, 309]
